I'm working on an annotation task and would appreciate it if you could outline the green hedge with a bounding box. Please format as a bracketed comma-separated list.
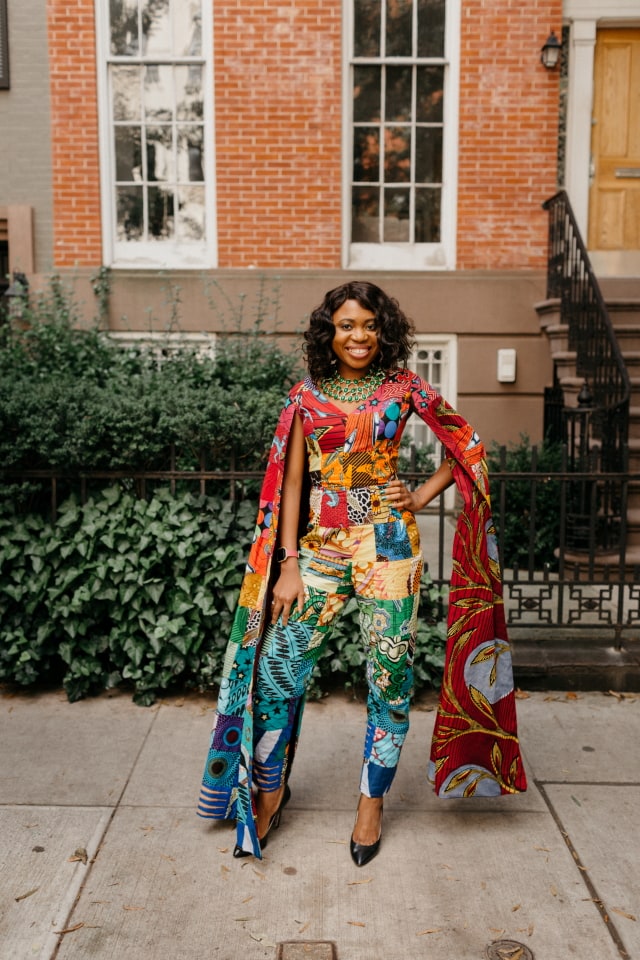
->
[0, 488, 446, 705]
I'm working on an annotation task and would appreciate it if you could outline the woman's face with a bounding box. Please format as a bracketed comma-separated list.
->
[330, 299, 380, 378]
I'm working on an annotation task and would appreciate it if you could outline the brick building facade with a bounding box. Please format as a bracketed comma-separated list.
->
[1, 0, 639, 444]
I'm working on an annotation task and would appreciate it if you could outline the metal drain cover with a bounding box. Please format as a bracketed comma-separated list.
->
[485, 940, 534, 960]
[276, 942, 337, 960]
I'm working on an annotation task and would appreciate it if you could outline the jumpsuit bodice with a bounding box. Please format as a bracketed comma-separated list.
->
[295, 373, 414, 532]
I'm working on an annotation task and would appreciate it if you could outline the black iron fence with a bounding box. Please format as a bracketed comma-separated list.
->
[4, 451, 639, 645]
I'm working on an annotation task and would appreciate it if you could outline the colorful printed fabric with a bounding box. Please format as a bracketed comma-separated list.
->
[197, 370, 527, 857]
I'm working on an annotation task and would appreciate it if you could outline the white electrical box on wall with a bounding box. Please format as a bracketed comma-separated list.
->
[497, 348, 517, 383]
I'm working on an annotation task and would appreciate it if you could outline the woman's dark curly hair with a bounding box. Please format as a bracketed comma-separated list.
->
[303, 281, 415, 382]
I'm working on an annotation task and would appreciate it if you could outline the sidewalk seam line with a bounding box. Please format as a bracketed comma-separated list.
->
[47, 706, 162, 960]
[535, 779, 631, 960]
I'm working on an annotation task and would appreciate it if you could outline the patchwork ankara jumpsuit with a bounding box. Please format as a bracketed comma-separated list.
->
[198, 369, 528, 856]
[252, 375, 424, 800]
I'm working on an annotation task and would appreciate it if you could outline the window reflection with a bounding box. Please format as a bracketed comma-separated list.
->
[109, 0, 206, 247]
[351, 0, 445, 245]
[354, 0, 381, 57]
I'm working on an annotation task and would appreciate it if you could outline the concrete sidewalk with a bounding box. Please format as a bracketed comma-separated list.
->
[1, 687, 638, 960]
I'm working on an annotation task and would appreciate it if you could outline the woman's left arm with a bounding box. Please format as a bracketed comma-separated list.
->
[385, 459, 454, 513]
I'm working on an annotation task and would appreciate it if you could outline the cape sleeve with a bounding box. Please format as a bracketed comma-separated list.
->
[197, 382, 305, 858]
[407, 372, 528, 798]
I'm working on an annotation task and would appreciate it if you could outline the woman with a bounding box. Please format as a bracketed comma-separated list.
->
[197, 281, 527, 865]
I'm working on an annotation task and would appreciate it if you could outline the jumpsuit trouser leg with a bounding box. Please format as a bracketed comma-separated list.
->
[252, 521, 423, 798]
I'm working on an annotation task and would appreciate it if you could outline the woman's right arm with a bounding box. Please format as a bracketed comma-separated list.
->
[270, 411, 306, 626]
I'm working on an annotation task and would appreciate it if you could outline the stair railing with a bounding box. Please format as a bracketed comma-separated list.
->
[542, 190, 630, 555]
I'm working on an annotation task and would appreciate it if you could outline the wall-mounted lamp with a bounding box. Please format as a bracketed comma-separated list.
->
[540, 30, 562, 70]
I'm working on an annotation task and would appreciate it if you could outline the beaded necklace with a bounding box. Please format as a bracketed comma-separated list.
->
[320, 369, 385, 403]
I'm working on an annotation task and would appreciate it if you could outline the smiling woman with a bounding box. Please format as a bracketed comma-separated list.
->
[197, 280, 527, 867]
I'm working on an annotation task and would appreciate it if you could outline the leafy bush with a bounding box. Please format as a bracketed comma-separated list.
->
[0, 276, 302, 487]
[487, 434, 563, 571]
[0, 488, 256, 704]
[0, 488, 445, 704]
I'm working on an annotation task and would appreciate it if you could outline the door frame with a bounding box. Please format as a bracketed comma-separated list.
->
[563, 2, 640, 274]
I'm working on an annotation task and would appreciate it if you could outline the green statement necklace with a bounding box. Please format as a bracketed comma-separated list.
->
[321, 369, 385, 402]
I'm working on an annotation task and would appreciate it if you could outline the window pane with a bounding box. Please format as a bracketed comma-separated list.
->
[415, 127, 442, 182]
[110, 0, 139, 56]
[383, 187, 410, 240]
[416, 65, 443, 122]
[146, 125, 174, 181]
[176, 65, 203, 120]
[175, 1, 202, 56]
[148, 185, 175, 238]
[417, 0, 445, 57]
[352, 186, 380, 242]
[142, 0, 171, 55]
[385, 66, 412, 122]
[415, 187, 440, 241]
[384, 127, 411, 182]
[112, 66, 141, 121]
[144, 65, 173, 121]
[177, 186, 205, 240]
[115, 126, 142, 180]
[385, 0, 412, 57]
[177, 127, 204, 181]
[353, 127, 380, 182]
[353, 66, 381, 123]
[117, 185, 144, 240]
[354, 0, 381, 57]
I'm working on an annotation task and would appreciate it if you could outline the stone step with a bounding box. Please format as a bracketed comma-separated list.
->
[613, 322, 640, 339]
[605, 299, 640, 326]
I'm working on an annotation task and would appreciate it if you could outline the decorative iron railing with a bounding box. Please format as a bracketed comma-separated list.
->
[542, 190, 631, 554]
[3, 460, 639, 644]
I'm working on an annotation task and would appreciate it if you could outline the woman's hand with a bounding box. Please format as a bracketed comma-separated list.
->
[271, 561, 305, 626]
[384, 479, 424, 513]
[385, 461, 455, 514]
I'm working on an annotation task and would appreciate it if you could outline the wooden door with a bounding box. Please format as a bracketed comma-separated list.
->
[589, 29, 640, 253]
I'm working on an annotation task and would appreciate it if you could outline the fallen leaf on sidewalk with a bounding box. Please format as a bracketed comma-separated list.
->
[515, 689, 530, 699]
[68, 847, 88, 864]
[416, 928, 442, 936]
[14, 887, 39, 902]
[123, 905, 145, 911]
[533, 845, 550, 852]
[512, 903, 521, 912]
[611, 907, 637, 921]
[252, 868, 266, 879]
[217, 847, 229, 853]
[54, 922, 85, 935]
[347, 921, 366, 927]
[565, 692, 581, 700]
[347, 877, 373, 885]
[250, 934, 275, 946]
[550, 885, 558, 897]
[242, 896, 254, 904]
[297, 921, 310, 933]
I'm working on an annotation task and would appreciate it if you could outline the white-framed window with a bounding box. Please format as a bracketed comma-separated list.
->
[407, 334, 457, 449]
[344, 0, 460, 270]
[95, 0, 216, 268]
[107, 330, 216, 360]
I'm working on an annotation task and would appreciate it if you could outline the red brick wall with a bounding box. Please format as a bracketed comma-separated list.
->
[45, 0, 562, 272]
[47, 0, 102, 267]
[213, 1, 342, 268]
[456, 0, 562, 269]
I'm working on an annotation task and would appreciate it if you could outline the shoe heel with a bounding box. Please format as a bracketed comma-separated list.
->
[233, 844, 252, 859]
